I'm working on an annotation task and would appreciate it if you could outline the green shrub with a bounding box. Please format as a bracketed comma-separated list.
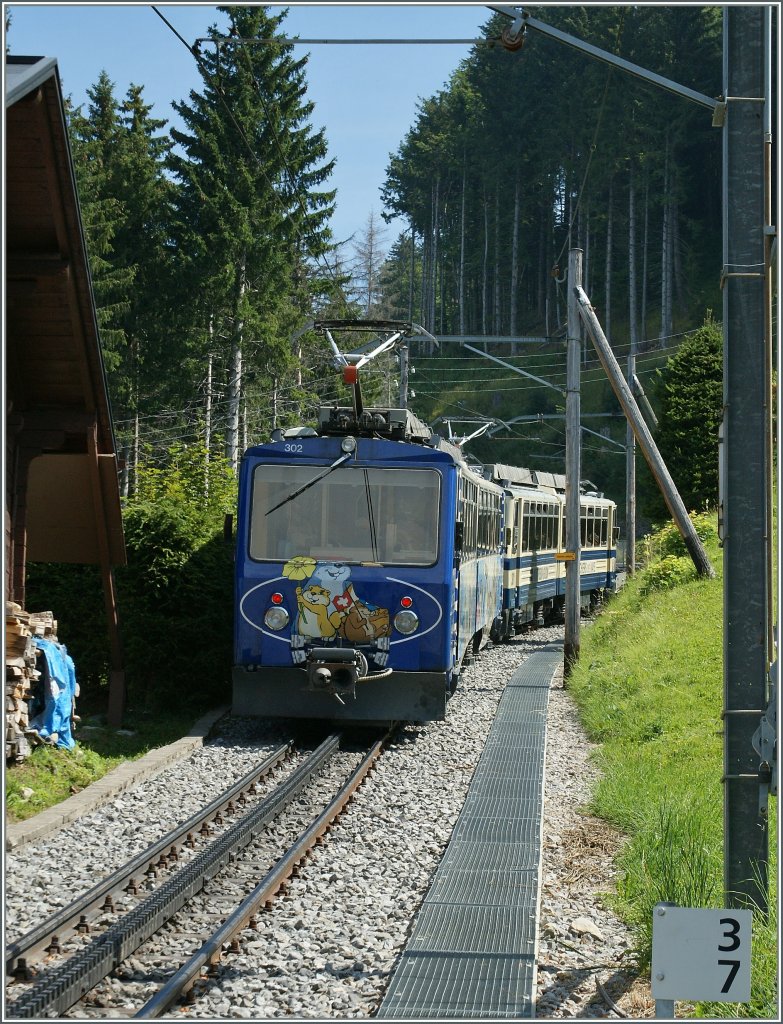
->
[27, 444, 237, 713]
[657, 512, 718, 557]
[638, 554, 696, 595]
[637, 511, 718, 567]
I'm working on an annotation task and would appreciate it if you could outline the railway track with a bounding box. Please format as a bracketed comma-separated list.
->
[6, 727, 393, 1020]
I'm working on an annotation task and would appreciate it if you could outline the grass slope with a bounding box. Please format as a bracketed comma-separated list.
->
[567, 516, 777, 1019]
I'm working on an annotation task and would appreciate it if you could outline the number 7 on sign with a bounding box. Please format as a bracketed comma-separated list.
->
[718, 915, 743, 994]
[651, 906, 752, 1003]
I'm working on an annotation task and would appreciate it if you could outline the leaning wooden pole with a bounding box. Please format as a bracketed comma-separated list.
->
[575, 286, 715, 578]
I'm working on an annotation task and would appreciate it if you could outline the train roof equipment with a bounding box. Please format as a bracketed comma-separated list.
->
[294, 318, 440, 445]
[317, 404, 433, 444]
[483, 463, 567, 494]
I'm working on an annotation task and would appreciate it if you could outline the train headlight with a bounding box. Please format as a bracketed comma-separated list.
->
[394, 609, 419, 635]
[264, 606, 290, 631]
[341, 435, 357, 454]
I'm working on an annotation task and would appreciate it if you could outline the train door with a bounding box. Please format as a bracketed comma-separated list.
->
[554, 497, 566, 596]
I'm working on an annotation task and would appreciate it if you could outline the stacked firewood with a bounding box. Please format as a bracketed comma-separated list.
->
[5, 604, 57, 763]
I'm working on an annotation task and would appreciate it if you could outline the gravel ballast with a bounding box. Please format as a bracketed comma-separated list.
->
[5, 626, 650, 1018]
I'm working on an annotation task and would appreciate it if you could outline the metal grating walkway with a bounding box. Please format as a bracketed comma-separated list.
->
[376, 644, 561, 1019]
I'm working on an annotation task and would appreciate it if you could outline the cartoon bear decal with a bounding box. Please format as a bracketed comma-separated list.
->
[283, 556, 391, 644]
[295, 582, 344, 639]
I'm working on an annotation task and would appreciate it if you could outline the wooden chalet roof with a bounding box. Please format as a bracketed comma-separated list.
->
[5, 55, 125, 567]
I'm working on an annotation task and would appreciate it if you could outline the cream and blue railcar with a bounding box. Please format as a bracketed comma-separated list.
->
[577, 493, 618, 603]
[485, 465, 617, 638]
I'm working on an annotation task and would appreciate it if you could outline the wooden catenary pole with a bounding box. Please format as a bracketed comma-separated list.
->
[575, 286, 715, 579]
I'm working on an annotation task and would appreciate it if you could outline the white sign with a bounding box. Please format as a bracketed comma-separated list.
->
[651, 906, 752, 1002]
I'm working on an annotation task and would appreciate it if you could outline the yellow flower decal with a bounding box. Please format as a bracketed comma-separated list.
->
[283, 555, 316, 581]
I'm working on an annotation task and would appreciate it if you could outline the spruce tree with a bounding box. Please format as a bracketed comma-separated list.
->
[167, 4, 337, 469]
[651, 314, 723, 515]
[67, 75, 135, 391]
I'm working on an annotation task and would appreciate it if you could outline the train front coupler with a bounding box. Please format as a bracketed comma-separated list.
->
[306, 647, 369, 705]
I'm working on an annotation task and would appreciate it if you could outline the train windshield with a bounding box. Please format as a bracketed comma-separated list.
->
[249, 465, 441, 566]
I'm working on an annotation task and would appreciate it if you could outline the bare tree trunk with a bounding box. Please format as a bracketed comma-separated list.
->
[124, 341, 139, 498]
[420, 226, 430, 330]
[510, 176, 519, 348]
[671, 192, 683, 304]
[225, 254, 246, 474]
[205, 348, 213, 498]
[439, 248, 445, 335]
[641, 175, 649, 344]
[583, 205, 591, 365]
[537, 201, 546, 322]
[660, 137, 673, 346]
[493, 192, 501, 335]
[605, 178, 613, 340]
[120, 447, 129, 498]
[482, 188, 489, 337]
[408, 220, 416, 323]
[627, 164, 639, 574]
[459, 159, 466, 335]
[430, 178, 440, 331]
[628, 165, 638, 347]
[130, 410, 139, 497]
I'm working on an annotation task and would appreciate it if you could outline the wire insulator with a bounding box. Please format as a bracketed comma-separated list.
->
[500, 25, 526, 51]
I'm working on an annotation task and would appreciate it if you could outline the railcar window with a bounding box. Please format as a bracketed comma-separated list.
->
[547, 503, 557, 548]
[250, 465, 440, 565]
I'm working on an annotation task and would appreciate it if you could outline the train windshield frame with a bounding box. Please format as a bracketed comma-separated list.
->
[248, 464, 441, 566]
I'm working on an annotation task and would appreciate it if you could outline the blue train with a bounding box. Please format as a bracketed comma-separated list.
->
[232, 406, 617, 724]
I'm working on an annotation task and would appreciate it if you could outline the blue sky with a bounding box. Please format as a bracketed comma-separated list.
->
[5, 2, 497, 248]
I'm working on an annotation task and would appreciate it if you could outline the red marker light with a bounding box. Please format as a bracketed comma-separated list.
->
[271, 592, 284, 605]
[400, 595, 413, 609]
[343, 365, 358, 385]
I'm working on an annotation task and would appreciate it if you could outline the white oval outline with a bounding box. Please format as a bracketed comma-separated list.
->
[240, 577, 289, 643]
[239, 574, 444, 646]
[384, 576, 443, 646]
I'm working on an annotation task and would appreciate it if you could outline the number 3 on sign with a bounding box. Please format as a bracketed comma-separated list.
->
[718, 916, 743, 993]
[651, 906, 752, 1002]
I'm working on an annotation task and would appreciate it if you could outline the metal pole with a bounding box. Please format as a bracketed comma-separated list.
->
[488, 5, 718, 111]
[399, 343, 409, 409]
[564, 249, 582, 673]
[626, 357, 637, 576]
[763, 6, 775, 670]
[653, 902, 679, 1019]
[722, 6, 769, 913]
[576, 287, 715, 579]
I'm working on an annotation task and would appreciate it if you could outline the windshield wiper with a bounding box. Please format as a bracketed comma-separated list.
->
[265, 452, 353, 517]
[363, 468, 379, 563]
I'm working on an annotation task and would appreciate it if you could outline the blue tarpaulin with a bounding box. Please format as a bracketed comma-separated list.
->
[29, 637, 77, 750]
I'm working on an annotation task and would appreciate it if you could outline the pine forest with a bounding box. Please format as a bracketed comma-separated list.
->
[42, 6, 730, 520]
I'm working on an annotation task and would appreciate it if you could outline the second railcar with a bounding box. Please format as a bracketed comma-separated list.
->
[484, 464, 618, 636]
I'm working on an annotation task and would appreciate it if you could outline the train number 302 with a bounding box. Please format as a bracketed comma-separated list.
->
[283, 443, 304, 453]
